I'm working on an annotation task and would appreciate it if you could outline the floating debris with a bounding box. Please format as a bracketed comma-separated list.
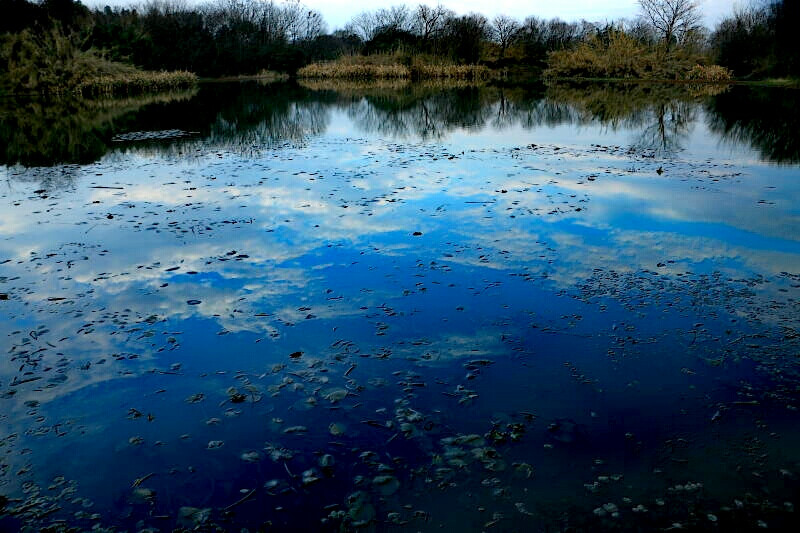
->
[240, 451, 261, 463]
[372, 475, 400, 496]
[177, 506, 211, 528]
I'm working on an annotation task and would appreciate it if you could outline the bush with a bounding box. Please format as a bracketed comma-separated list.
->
[685, 64, 732, 82]
[544, 31, 656, 79]
[1, 24, 197, 96]
[544, 29, 725, 81]
[74, 70, 198, 97]
[297, 53, 491, 81]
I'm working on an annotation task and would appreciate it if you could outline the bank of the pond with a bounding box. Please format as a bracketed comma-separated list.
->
[202, 70, 290, 84]
[1, 67, 197, 98]
[1, 28, 197, 98]
[297, 57, 491, 81]
[73, 70, 198, 97]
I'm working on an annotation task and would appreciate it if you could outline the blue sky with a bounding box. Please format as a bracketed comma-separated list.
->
[87, 0, 740, 31]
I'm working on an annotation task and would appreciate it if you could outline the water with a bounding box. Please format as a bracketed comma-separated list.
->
[1, 81, 799, 531]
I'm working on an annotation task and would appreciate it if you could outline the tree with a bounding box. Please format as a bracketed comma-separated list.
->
[412, 4, 452, 42]
[375, 5, 411, 32]
[443, 13, 488, 63]
[490, 15, 520, 60]
[638, 0, 702, 50]
[345, 11, 380, 41]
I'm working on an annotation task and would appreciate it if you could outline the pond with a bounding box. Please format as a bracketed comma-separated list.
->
[1, 81, 799, 531]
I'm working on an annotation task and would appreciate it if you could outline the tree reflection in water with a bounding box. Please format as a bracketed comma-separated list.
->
[2, 80, 798, 173]
[706, 85, 800, 164]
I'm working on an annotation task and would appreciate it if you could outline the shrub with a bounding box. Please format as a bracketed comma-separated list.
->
[297, 61, 411, 79]
[297, 53, 491, 80]
[685, 64, 732, 82]
[74, 70, 198, 97]
[544, 29, 727, 81]
[1, 24, 197, 96]
[544, 31, 656, 79]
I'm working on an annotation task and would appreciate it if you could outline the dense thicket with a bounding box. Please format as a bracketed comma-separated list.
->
[1, 0, 798, 86]
[711, 0, 800, 78]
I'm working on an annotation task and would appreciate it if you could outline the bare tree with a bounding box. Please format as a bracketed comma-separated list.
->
[490, 15, 520, 60]
[412, 4, 452, 41]
[638, 0, 702, 50]
[345, 11, 380, 41]
[283, 0, 326, 43]
[375, 5, 412, 32]
[345, 5, 411, 41]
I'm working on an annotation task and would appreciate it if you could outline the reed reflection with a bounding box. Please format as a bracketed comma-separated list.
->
[3, 80, 798, 171]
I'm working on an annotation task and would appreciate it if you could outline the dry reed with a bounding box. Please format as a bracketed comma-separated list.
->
[74, 71, 198, 97]
[298, 54, 491, 81]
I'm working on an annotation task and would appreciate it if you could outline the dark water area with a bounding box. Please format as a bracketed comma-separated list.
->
[1, 81, 799, 531]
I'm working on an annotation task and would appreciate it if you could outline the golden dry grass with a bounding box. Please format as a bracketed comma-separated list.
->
[544, 30, 730, 82]
[297, 54, 491, 81]
[1, 26, 197, 97]
[297, 62, 410, 79]
[74, 71, 198, 97]
[685, 65, 733, 82]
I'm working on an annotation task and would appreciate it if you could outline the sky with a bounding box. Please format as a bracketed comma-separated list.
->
[85, 0, 741, 31]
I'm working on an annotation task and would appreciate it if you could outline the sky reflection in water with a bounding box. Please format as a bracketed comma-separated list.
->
[1, 82, 799, 531]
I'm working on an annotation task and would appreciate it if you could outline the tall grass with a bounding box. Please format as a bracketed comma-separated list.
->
[1, 25, 197, 96]
[544, 30, 731, 82]
[75, 71, 198, 97]
[297, 53, 491, 81]
[544, 32, 656, 80]
[684, 65, 733, 82]
[298, 62, 410, 80]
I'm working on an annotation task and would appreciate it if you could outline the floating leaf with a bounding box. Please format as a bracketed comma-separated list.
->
[241, 451, 261, 463]
[373, 475, 400, 496]
[185, 393, 204, 403]
[178, 507, 210, 527]
[323, 388, 348, 403]
[302, 468, 320, 485]
[226, 387, 247, 403]
[347, 491, 375, 525]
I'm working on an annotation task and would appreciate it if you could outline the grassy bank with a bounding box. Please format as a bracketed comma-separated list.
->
[205, 70, 290, 84]
[543, 30, 732, 82]
[74, 71, 197, 98]
[297, 54, 491, 81]
[1, 26, 197, 97]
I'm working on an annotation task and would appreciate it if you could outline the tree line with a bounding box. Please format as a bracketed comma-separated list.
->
[1, 0, 799, 80]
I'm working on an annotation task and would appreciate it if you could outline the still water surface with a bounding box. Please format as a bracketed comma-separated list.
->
[1, 82, 799, 531]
